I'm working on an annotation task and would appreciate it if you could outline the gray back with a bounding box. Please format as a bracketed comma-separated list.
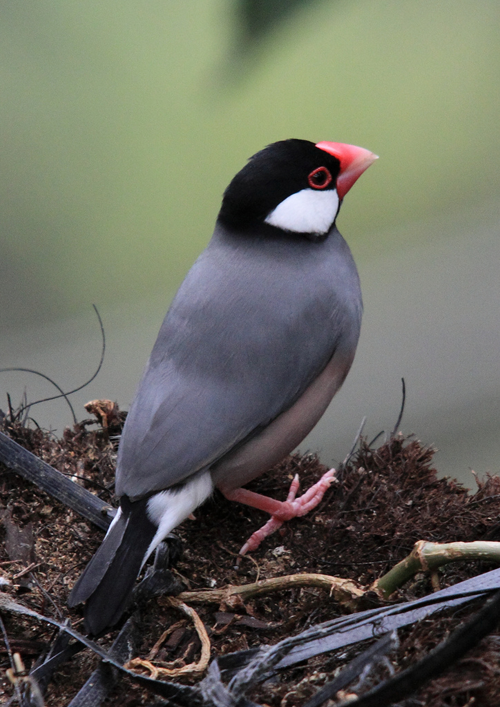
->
[116, 223, 362, 498]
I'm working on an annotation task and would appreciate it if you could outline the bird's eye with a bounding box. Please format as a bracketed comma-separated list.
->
[308, 166, 332, 190]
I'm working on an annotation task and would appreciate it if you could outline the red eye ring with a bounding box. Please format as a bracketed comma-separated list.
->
[308, 166, 332, 190]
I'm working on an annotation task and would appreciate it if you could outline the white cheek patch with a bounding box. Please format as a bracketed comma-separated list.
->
[265, 188, 339, 235]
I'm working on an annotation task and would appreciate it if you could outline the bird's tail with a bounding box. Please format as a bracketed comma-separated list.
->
[68, 496, 157, 635]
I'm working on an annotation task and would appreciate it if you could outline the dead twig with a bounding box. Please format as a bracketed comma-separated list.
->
[126, 597, 211, 679]
[145, 620, 186, 661]
[12, 562, 41, 580]
[177, 572, 365, 611]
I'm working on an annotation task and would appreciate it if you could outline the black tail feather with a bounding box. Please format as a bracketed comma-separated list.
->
[68, 510, 129, 607]
[68, 497, 157, 635]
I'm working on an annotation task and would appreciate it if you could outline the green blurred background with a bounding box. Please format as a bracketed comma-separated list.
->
[1, 0, 499, 484]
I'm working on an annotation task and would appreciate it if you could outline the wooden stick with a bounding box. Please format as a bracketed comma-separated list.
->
[177, 573, 364, 610]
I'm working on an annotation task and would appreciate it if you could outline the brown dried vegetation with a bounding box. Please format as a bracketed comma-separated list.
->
[1, 407, 500, 705]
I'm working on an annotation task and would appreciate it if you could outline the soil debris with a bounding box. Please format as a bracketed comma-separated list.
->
[1, 406, 500, 705]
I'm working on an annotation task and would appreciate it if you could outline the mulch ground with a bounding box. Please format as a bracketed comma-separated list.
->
[1, 405, 500, 706]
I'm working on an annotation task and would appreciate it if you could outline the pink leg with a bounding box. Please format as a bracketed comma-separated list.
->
[222, 469, 336, 555]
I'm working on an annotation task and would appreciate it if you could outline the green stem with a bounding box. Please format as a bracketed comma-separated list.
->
[374, 540, 500, 599]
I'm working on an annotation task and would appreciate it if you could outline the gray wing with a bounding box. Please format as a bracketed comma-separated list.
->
[116, 225, 362, 498]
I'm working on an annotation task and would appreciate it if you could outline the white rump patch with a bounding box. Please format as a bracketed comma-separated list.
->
[144, 472, 213, 564]
[265, 188, 339, 235]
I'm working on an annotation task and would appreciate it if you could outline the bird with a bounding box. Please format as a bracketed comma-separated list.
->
[68, 138, 377, 634]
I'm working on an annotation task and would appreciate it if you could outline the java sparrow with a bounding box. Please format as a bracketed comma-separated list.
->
[69, 139, 377, 634]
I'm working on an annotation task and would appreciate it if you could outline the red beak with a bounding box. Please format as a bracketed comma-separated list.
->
[315, 141, 378, 199]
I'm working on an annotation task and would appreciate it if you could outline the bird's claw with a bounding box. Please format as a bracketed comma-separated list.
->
[239, 468, 336, 555]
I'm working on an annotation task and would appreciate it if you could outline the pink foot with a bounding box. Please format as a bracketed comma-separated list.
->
[222, 469, 336, 555]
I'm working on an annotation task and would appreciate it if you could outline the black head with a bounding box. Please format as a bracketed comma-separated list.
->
[218, 139, 343, 237]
